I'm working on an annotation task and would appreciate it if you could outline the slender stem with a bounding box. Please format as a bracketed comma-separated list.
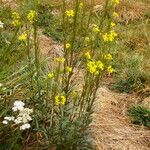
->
[33, 24, 40, 98]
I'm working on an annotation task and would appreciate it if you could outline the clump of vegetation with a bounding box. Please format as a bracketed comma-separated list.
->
[0, 0, 120, 149]
[112, 6, 150, 94]
[37, 3, 63, 41]
[129, 105, 150, 128]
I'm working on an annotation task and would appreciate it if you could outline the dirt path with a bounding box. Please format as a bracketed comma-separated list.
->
[92, 86, 150, 150]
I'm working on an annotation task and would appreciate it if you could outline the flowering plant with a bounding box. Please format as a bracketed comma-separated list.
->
[0, 0, 119, 149]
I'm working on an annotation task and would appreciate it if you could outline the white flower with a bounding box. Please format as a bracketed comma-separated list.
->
[14, 117, 22, 124]
[20, 123, 30, 130]
[0, 21, 4, 28]
[18, 108, 33, 123]
[14, 108, 33, 124]
[2, 120, 8, 124]
[4, 116, 15, 121]
[12, 101, 25, 112]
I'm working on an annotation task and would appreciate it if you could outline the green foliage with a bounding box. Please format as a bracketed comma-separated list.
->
[37, 3, 63, 41]
[49, 116, 93, 150]
[113, 21, 150, 94]
[113, 78, 135, 93]
[129, 105, 150, 127]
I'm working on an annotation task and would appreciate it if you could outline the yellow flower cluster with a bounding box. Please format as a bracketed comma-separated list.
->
[18, 32, 27, 42]
[66, 66, 72, 73]
[79, 2, 83, 9]
[48, 73, 54, 78]
[102, 30, 117, 42]
[65, 10, 75, 17]
[112, 12, 119, 18]
[27, 10, 37, 23]
[111, 22, 116, 27]
[55, 95, 66, 105]
[87, 60, 104, 74]
[104, 53, 113, 60]
[85, 52, 91, 60]
[93, 24, 100, 33]
[12, 12, 21, 27]
[112, 0, 120, 5]
[107, 66, 115, 73]
[55, 57, 65, 63]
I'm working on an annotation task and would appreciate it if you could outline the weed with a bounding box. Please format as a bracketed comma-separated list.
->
[129, 105, 150, 127]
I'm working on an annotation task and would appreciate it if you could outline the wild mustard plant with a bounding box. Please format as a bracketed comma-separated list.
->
[0, 0, 120, 149]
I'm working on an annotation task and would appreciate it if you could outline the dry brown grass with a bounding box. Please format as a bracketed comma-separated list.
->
[117, 0, 150, 24]
[92, 86, 150, 150]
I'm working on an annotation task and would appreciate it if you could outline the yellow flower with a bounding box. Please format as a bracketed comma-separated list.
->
[55, 95, 66, 105]
[48, 73, 54, 78]
[87, 61, 97, 74]
[55, 57, 65, 62]
[27, 10, 37, 23]
[104, 53, 113, 60]
[85, 52, 91, 59]
[112, 0, 120, 5]
[112, 12, 119, 18]
[110, 30, 118, 37]
[102, 33, 109, 42]
[79, 2, 83, 8]
[102, 30, 117, 42]
[111, 22, 116, 27]
[65, 10, 75, 17]
[66, 66, 72, 73]
[93, 25, 100, 33]
[18, 32, 27, 42]
[107, 66, 115, 73]
[12, 12, 21, 27]
[87, 59, 104, 74]
[12, 12, 20, 19]
[66, 43, 71, 49]
[96, 61, 104, 70]
[12, 20, 21, 27]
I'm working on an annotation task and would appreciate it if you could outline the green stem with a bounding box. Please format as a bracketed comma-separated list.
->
[33, 24, 40, 98]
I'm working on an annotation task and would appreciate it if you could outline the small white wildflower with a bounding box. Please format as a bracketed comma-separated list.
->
[18, 108, 33, 123]
[2, 120, 8, 124]
[20, 123, 30, 130]
[0, 21, 4, 28]
[12, 101, 25, 112]
[14, 117, 22, 124]
[4, 116, 15, 121]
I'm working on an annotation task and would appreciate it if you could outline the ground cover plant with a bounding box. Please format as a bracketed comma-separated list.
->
[129, 105, 150, 127]
[0, 0, 120, 149]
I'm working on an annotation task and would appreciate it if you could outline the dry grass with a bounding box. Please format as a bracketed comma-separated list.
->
[92, 86, 150, 150]
[117, 0, 150, 24]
